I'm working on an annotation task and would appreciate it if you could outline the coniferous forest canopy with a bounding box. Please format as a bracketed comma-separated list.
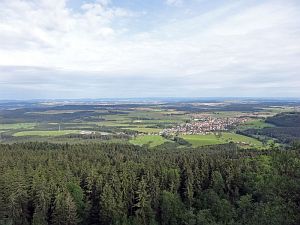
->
[0, 99, 300, 225]
[1, 142, 300, 225]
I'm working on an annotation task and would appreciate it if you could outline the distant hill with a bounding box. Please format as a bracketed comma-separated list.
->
[239, 112, 300, 144]
[266, 112, 300, 127]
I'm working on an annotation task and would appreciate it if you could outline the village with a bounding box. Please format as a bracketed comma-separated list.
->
[161, 115, 249, 135]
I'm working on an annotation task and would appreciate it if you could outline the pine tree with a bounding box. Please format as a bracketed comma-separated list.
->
[134, 178, 154, 225]
[7, 169, 29, 225]
[52, 190, 78, 225]
[180, 162, 194, 208]
[211, 171, 225, 196]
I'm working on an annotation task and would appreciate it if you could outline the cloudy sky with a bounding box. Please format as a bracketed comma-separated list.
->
[0, 0, 299, 99]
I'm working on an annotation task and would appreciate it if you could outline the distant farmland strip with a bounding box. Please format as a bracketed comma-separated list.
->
[13, 130, 82, 137]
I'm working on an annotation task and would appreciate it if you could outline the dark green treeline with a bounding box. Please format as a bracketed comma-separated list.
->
[0, 142, 299, 225]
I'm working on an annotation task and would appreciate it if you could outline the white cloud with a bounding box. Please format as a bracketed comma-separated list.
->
[0, 0, 299, 98]
[165, 0, 184, 7]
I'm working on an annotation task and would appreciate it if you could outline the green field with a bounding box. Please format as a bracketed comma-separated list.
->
[95, 121, 134, 127]
[238, 119, 274, 130]
[221, 132, 262, 146]
[130, 135, 169, 147]
[13, 130, 82, 137]
[181, 132, 262, 147]
[180, 134, 226, 146]
[125, 127, 162, 133]
[0, 123, 36, 130]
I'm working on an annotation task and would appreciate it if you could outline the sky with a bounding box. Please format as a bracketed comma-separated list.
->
[0, 0, 299, 99]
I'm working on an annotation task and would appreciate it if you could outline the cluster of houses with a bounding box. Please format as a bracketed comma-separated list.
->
[161, 116, 249, 135]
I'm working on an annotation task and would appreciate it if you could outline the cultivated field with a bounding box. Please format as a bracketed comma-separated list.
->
[130, 135, 169, 147]
[181, 132, 263, 147]
[13, 130, 82, 137]
[237, 119, 275, 130]
[0, 123, 36, 130]
[0, 100, 298, 147]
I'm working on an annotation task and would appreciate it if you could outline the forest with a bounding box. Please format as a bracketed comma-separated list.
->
[265, 112, 300, 127]
[1, 142, 299, 225]
[238, 112, 300, 144]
